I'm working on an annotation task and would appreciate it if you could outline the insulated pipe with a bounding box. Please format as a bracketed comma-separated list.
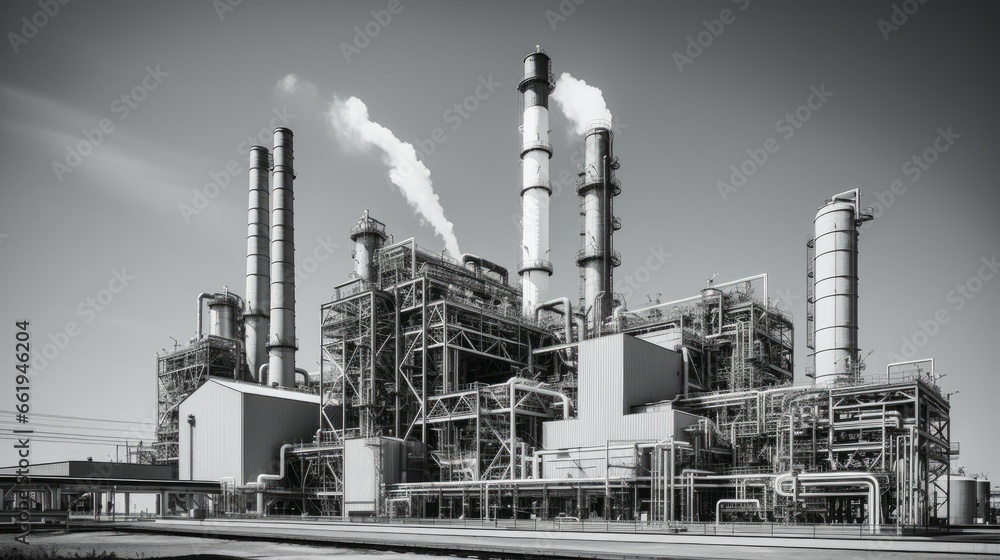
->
[506, 378, 571, 482]
[253, 443, 293, 515]
[268, 128, 297, 388]
[775, 471, 881, 532]
[195, 293, 212, 339]
[715, 499, 761, 526]
[533, 297, 573, 347]
[462, 253, 509, 284]
[245, 146, 271, 383]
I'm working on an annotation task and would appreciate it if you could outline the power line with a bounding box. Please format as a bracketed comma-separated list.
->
[0, 410, 153, 426]
[0, 420, 155, 434]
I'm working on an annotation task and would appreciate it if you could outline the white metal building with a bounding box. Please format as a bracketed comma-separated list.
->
[178, 379, 319, 484]
[541, 334, 700, 479]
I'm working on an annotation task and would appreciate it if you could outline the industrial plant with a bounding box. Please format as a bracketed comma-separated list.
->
[147, 48, 991, 531]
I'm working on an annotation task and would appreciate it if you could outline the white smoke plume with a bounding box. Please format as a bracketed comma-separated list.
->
[550, 72, 613, 136]
[328, 95, 461, 258]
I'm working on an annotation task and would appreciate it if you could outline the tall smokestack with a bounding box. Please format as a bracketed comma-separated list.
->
[577, 122, 620, 332]
[350, 210, 387, 284]
[518, 47, 555, 316]
[268, 128, 297, 387]
[808, 189, 873, 386]
[245, 146, 270, 383]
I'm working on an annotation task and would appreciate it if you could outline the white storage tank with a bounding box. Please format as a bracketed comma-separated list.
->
[942, 476, 978, 525]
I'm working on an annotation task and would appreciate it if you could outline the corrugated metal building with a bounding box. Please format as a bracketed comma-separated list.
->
[178, 379, 319, 484]
[0, 460, 173, 480]
[541, 334, 700, 478]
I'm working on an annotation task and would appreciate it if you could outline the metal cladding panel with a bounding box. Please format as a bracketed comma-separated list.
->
[637, 329, 683, 351]
[66, 462, 173, 480]
[344, 438, 377, 514]
[541, 446, 638, 480]
[577, 334, 681, 418]
[977, 480, 991, 521]
[0, 462, 69, 476]
[179, 381, 243, 483]
[943, 476, 978, 524]
[621, 335, 682, 412]
[242, 393, 319, 485]
[543, 407, 698, 452]
[577, 334, 625, 418]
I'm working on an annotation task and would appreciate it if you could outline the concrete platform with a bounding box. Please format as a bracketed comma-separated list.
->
[133, 518, 1000, 559]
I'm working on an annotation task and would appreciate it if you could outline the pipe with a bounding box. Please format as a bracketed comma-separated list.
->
[196, 293, 212, 339]
[715, 499, 761, 525]
[295, 367, 309, 385]
[534, 297, 573, 347]
[252, 443, 293, 515]
[680, 346, 692, 395]
[268, 128, 297, 388]
[774, 471, 881, 533]
[506, 378, 571, 419]
[461, 253, 509, 284]
[245, 146, 270, 383]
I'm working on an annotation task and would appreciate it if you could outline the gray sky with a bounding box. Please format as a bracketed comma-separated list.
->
[1, 1, 997, 479]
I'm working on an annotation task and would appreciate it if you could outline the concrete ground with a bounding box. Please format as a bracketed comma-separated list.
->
[0, 531, 442, 559]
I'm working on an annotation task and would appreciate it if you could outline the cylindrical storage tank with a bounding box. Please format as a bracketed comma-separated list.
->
[350, 211, 387, 284]
[208, 293, 239, 339]
[942, 476, 978, 525]
[977, 479, 990, 522]
[812, 192, 863, 386]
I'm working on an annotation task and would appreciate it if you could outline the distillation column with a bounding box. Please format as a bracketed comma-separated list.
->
[350, 210, 388, 284]
[517, 47, 556, 316]
[245, 146, 270, 382]
[576, 123, 621, 332]
[268, 128, 297, 387]
[811, 189, 873, 386]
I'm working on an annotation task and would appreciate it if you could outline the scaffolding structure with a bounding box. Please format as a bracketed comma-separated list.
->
[289, 238, 563, 516]
[154, 335, 245, 465]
